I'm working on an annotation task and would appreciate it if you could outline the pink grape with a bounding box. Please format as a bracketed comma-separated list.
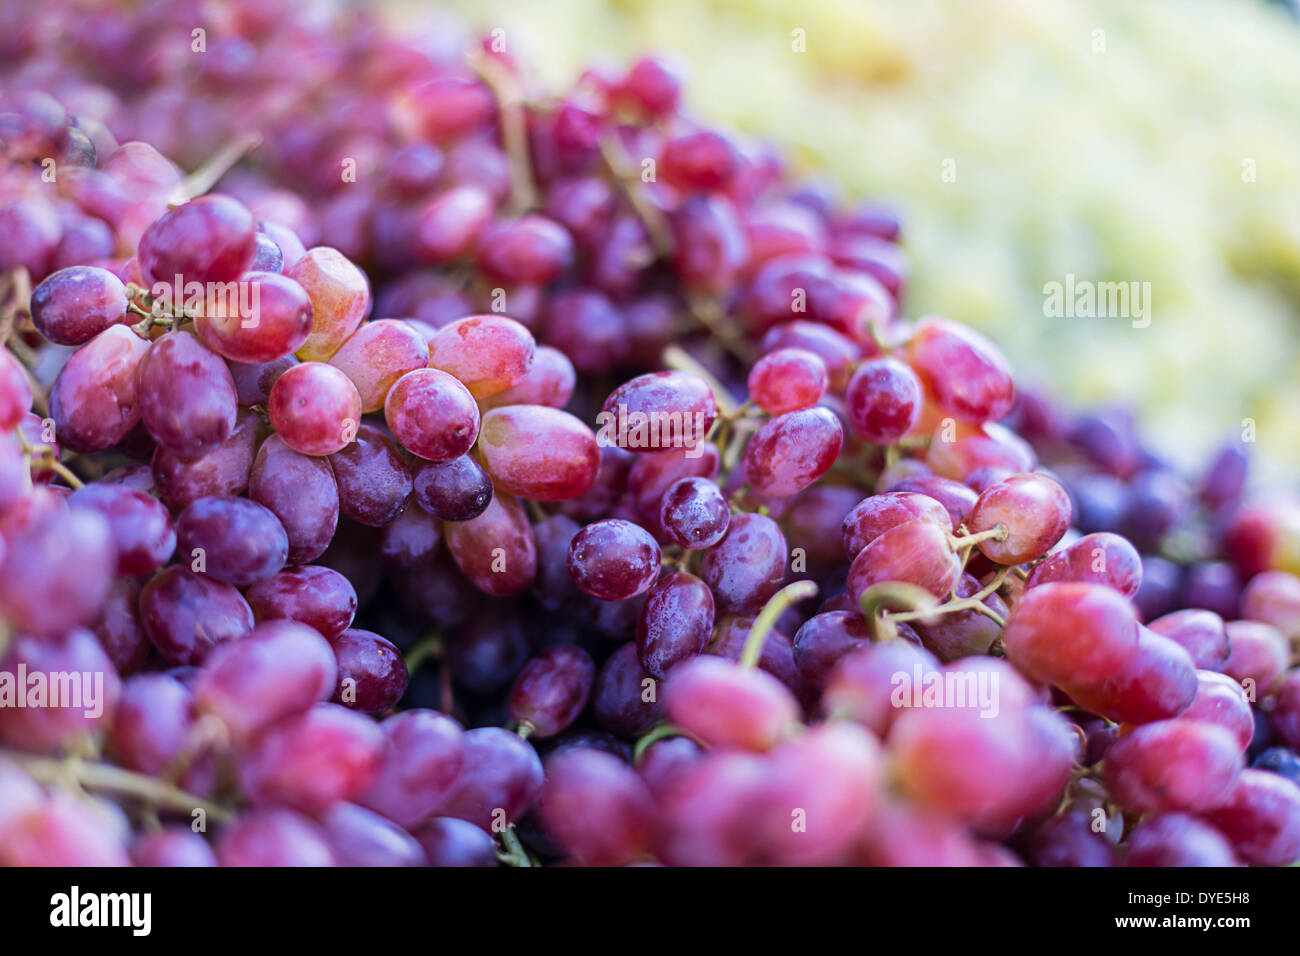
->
[288, 246, 371, 361]
[427, 314, 536, 399]
[742, 405, 843, 497]
[968, 472, 1071, 564]
[384, 367, 480, 462]
[268, 360, 363, 457]
[747, 347, 828, 415]
[478, 405, 600, 501]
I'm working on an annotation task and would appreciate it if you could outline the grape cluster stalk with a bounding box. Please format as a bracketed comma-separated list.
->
[0, 0, 1297, 868]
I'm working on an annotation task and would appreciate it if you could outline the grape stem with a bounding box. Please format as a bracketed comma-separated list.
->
[632, 722, 689, 763]
[15, 425, 84, 489]
[471, 50, 537, 215]
[599, 137, 674, 258]
[404, 632, 444, 675]
[948, 524, 1009, 549]
[496, 825, 535, 867]
[167, 132, 263, 206]
[858, 581, 938, 641]
[885, 568, 1011, 627]
[5, 750, 233, 823]
[661, 343, 739, 418]
[740, 580, 818, 669]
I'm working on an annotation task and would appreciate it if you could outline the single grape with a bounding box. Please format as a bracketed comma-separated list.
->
[637, 571, 716, 679]
[600, 371, 717, 454]
[267, 361, 362, 457]
[359, 710, 464, 829]
[439, 726, 544, 831]
[413, 454, 493, 522]
[29, 265, 127, 345]
[288, 246, 371, 361]
[968, 472, 1071, 564]
[479, 405, 600, 501]
[331, 628, 409, 714]
[248, 433, 340, 564]
[238, 703, 384, 813]
[0, 493, 115, 636]
[846, 519, 962, 606]
[329, 422, 412, 526]
[746, 347, 828, 415]
[1200, 769, 1300, 866]
[0, 630, 122, 753]
[414, 818, 498, 867]
[508, 645, 595, 738]
[156, 496, 271, 587]
[136, 193, 256, 287]
[1124, 813, 1238, 867]
[317, 802, 424, 867]
[1147, 608, 1230, 670]
[593, 642, 663, 739]
[378, 500, 442, 566]
[1102, 719, 1243, 813]
[194, 271, 314, 363]
[664, 656, 800, 752]
[245, 564, 357, 639]
[132, 828, 218, 867]
[905, 316, 1015, 423]
[699, 512, 788, 615]
[1002, 582, 1140, 687]
[68, 482, 175, 576]
[540, 748, 655, 865]
[742, 405, 843, 497]
[135, 329, 238, 458]
[845, 356, 922, 444]
[1222, 620, 1289, 693]
[384, 367, 480, 462]
[475, 215, 574, 284]
[138, 565, 254, 666]
[443, 492, 537, 596]
[1181, 670, 1256, 751]
[427, 314, 536, 399]
[567, 518, 661, 601]
[659, 476, 730, 550]
[215, 809, 336, 867]
[48, 324, 151, 452]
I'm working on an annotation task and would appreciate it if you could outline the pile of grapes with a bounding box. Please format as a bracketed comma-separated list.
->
[0, 0, 1298, 867]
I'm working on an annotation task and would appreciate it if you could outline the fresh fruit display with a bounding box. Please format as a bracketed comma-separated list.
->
[0, 0, 1297, 870]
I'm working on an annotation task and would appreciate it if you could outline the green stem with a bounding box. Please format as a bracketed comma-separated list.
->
[632, 722, 687, 763]
[8, 751, 233, 822]
[404, 632, 444, 675]
[497, 826, 534, 867]
[740, 580, 818, 668]
[858, 581, 939, 641]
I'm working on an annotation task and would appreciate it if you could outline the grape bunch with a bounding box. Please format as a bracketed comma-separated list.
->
[0, 0, 1297, 868]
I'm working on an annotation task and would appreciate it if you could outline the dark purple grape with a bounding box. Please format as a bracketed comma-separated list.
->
[413, 454, 493, 522]
[331, 628, 409, 714]
[508, 645, 595, 738]
[175, 495, 288, 585]
[636, 571, 715, 679]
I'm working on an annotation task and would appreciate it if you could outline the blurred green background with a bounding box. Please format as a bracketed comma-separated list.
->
[401, 0, 1300, 476]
